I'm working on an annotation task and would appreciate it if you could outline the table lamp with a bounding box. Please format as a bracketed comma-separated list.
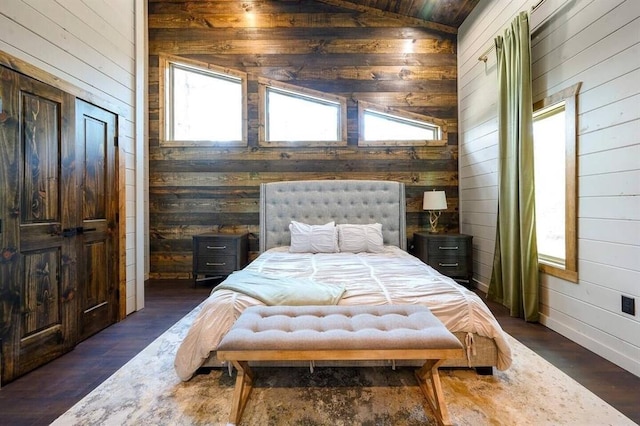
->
[423, 190, 447, 233]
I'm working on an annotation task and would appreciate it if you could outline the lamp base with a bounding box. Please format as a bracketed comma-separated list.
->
[428, 210, 441, 233]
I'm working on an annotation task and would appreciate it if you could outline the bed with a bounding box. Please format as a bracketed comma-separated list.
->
[174, 179, 512, 381]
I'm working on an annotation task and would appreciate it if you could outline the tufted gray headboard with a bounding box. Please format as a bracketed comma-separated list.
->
[259, 180, 406, 252]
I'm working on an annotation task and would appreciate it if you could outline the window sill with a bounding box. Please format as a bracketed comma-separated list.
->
[357, 139, 448, 147]
[160, 140, 247, 148]
[258, 139, 347, 148]
[539, 263, 578, 283]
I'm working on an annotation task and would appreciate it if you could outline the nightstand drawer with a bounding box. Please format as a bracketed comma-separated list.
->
[429, 257, 469, 278]
[426, 238, 469, 257]
[196, 238, 239, 255]
[197, 255, 238, 274]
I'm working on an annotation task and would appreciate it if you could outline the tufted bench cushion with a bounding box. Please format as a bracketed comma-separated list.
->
[217, 304, 461, 353]
[218, 304, 463, 426]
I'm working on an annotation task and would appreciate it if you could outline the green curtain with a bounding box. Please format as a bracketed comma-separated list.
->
[488, 11, 539, 322]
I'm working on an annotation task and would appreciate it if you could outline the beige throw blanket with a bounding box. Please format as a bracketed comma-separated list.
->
[214, 270, 346, 306]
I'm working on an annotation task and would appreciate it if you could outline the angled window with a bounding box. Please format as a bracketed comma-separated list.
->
[259, 78, 347, 147]
[358, 101, 448, 146]
[159, 55, 247, 146]
[533, 83, 580, 283]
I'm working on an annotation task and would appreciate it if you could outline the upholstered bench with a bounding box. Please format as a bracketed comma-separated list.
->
[217, 304, 464, 426]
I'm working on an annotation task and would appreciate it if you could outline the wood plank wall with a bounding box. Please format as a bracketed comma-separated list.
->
[148, 0, 460, 278]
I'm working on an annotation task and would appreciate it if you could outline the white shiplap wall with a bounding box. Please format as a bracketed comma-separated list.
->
[0, 0, 145, 314]
[458, 0, 640, 376]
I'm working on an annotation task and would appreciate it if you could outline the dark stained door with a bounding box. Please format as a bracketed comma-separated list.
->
[76, 100, 118, 341]
[0, 66, 78, 380]
[0, 66, 119, 384]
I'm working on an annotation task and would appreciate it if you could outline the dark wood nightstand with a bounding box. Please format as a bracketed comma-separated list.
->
[192, 233, 248, 286]
[413, 232, 473, 286]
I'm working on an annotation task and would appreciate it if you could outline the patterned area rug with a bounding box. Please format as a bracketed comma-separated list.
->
[51, 304, 635, 426]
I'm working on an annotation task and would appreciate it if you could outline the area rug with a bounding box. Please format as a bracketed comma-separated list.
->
[51, 304, 635, 426]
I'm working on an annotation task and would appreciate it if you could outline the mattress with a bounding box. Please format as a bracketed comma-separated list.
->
[174, 246, 512, 381]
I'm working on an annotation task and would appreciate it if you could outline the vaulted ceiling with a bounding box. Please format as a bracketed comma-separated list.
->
[332, 0, 480, 29]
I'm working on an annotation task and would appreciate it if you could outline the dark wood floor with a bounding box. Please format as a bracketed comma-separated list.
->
[1, 279, 638, 425]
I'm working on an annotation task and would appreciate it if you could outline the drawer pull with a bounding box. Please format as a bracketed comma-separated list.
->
[206, 245, 227, 250]
[438, 246, 459, 250]
[206, 262, 226, 266]
[438, 262, 459, 267]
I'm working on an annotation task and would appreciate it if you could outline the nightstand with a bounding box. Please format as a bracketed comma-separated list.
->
[192, 233, 248, 286]
[413, 232, 473, 286]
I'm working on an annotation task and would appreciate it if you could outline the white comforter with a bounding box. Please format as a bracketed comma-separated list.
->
[175, 246, 512, 381]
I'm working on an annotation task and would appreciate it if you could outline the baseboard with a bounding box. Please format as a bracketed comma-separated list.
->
[473, 278, 489, 294]
[474, 278, 639, 378]
[540, 314, 640, 378]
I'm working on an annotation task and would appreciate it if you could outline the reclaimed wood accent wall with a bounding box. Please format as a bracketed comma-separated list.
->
[148, 0, 460, 279]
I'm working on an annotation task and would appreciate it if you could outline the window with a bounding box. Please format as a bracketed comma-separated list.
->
[258, 78, 347, 147]
[532, 83, 581, 283]
[534, 104, 566, 264]
[364, 110, 439, 140]
[159, 55, 247, 146]
[358, 101, 448, 146]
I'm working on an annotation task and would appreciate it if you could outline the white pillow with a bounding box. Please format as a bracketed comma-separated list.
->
[289, 221, 338, 253]
[337, 223, 384, 253]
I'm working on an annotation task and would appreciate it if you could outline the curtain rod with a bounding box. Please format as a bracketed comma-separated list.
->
[531, 0, 546, 12]
[478, 44, 494, 63]
[477, 0, 549, 62]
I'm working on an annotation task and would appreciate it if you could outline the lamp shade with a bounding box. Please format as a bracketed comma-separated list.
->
[423, 191, 447, 210]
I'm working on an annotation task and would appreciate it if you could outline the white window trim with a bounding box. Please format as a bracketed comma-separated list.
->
[159, 54, 247, 147]
[357, 100, 448, 147]
[258, 77, 347, 147]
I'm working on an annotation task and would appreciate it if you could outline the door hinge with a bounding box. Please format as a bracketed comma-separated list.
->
[115, 212, 119, 223]
[114, 136, 119, 147]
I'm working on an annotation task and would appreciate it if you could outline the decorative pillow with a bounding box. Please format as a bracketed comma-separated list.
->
[289, 221, 339, 253]
[337, 223, 384, 253]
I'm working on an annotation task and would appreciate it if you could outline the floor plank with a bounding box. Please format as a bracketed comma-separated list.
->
[0, 280, 637, 425]
[0, 280, 211, 426]
[480, 292, 640, 424]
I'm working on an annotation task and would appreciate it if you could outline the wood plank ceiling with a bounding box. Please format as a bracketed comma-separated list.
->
[321, 0, 480, 29]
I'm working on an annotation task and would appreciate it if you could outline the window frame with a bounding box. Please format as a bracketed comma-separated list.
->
[533, 82, 581, 283]
[258, 77, 347, 147]
[159, 54, 247, 147]
[357, 100, 448, 147]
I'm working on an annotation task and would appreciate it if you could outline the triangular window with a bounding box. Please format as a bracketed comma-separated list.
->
[358, 101, 447, 146]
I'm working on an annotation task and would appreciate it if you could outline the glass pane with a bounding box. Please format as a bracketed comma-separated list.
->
[266, 89, 339, 141]
[172, 66, 242, 141]
[533, 107, 566, 263]
[364, 110, 438, 140]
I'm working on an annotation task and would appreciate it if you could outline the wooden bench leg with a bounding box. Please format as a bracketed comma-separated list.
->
[415, 359, 453, 426]
[228, 361, 254, 425]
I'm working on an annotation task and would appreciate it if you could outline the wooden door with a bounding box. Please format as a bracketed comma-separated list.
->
[0, 66, 119, 384]
[75, 100, 118, 341]
[0, 65, 78, 382]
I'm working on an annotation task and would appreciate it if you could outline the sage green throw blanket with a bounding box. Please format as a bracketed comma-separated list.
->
[214, 270, 346, 306]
